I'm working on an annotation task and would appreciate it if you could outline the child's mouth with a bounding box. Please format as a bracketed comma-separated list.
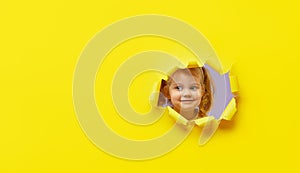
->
[180, 100, 194, 102]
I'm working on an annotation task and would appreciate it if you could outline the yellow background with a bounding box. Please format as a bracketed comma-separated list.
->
[1, 0, 299, 172]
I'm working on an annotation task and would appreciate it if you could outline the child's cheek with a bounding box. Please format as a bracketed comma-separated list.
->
[170, 90, 179, 100]
[172, 91, 180, 99]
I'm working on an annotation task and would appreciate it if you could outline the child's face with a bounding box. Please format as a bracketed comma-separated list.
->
[168, 70, 203, 113]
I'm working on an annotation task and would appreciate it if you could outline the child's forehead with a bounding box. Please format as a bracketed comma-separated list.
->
[170, 71, 200, 83]
[172, 69, 199, 78]
[172, 70, 193, 77]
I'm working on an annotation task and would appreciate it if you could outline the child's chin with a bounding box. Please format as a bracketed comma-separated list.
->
[180, 107, 196, 112]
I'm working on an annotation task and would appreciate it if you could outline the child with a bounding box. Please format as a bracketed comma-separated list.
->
[162, 67, 212, 121]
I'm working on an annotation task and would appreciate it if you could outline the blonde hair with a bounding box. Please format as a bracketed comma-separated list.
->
[163, 67, 212, 117]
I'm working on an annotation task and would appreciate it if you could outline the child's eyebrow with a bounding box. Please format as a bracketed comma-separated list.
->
[171, 82, 183, 85]
[171, 82, 200, 86]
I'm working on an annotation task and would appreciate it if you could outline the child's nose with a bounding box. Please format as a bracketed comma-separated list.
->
[181, 89, 192, 97]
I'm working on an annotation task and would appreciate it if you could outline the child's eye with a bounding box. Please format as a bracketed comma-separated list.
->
[190, 86, 199, 90]
[175, 86, 183, 91]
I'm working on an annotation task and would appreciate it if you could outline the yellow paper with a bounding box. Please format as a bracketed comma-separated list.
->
[1, 1, 298, 173]
[220, 98, 237, 121]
